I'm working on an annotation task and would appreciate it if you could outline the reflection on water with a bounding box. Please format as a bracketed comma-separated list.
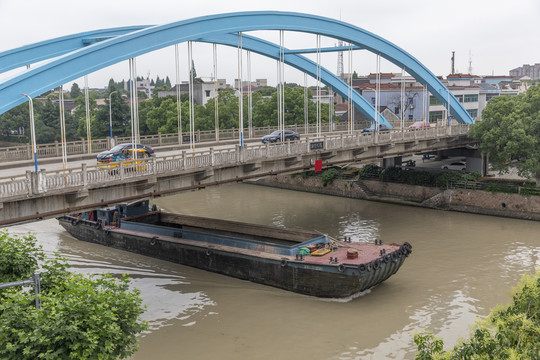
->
[7, 183, 540, 360]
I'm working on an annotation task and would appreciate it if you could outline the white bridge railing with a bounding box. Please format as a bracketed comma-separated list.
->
[0, 125, 470, 199]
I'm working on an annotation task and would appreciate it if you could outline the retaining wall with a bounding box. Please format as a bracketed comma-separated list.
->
[253, 175, 540, 221]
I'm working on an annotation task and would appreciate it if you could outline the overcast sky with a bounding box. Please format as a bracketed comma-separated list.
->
[1, 0, 539, 88]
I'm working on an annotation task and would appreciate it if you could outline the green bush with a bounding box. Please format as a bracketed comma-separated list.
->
[407, 171, 436, 186]
[320, 168, 339, 185]
[358, 163, 383, 178]
[301, 170, 315, 179]
[520, 185, 540, 197]
[0, 230, 148, 359]
[414, 269, 540, 359]
[0, 230, 43, 283]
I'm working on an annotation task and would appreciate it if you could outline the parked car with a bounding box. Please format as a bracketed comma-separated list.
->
[261, 130, 300, 143]
[409, 121, 433, 129]
[361, 123, 390, 133]
[441, 162, 466, 171]
[97, 143, 154, 163]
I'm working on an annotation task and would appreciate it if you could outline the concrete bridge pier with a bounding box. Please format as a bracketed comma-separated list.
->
[381, 156, 402, 168]
[465, 152, 488, 176]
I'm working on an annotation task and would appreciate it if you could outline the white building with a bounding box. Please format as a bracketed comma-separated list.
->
[157, 82, 217, 106]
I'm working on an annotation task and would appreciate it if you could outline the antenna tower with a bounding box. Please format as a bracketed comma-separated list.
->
[451, 51, 455, 75]
[468, 50, 473, 75]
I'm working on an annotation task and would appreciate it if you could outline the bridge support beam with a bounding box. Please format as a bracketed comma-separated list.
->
[0, 127, 472, 226]
[382, 156, 402, 168]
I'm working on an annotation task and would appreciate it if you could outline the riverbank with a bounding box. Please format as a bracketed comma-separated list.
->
[251, 174, 540, 221]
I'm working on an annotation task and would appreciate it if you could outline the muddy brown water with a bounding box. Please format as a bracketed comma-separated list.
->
[8, 183, 540, 359]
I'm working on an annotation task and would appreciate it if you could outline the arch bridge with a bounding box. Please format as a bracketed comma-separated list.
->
[0, 12, 476, 225]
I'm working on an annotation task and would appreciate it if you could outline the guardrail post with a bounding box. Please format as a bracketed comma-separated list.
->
[323, 135, 328, 150]
[287, 140, 291, 155]
[26, 144, 31, 160]
[151, 157, 156, 174]
[82, 138, 86, 154]
[158, 133, 162, 146]
[340, 133, 344, 148]
[26, 170, 32, 195]
[235, 145, 242, 163]
[55, 141, 59, 156]
[82, 163, 87, 186]
[36, 170, 47, 194]
[197, 130, 201, 143]
[119, 160, 125, 179]
[210, 148, 215, 166]
[181, 151, 186, 170]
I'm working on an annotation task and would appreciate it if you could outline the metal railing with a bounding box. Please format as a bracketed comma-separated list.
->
[0, 123, 351, 162]
[447, 180, 540, 196]
[0, 125, 470, 199]
[0, 122, 464, 163]
[0, 273, 41, 309]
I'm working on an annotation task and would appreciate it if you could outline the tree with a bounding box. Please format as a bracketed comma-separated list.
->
[352, 71, 358, 79]
[190, 60, 197, 83]
[96, 88, 131, 138]
[414, 269, 540, 359]
[0, 103, 29, 137]
[34, 100, 59, 143]
[0, 229, 148, 359]
[469, 85, 540, 185]
[70, 83, 81, 99]
[72, 93, 98, 139]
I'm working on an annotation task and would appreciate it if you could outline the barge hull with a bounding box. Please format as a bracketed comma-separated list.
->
[58, 217, 408, 298]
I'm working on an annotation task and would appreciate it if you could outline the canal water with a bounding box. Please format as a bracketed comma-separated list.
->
[8, 183, 540, 359]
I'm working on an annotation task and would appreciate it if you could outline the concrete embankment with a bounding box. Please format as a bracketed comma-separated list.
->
[252, 175, 540, 221]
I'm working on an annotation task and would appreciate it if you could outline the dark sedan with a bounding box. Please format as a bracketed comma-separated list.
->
[261, 130, 300, 143]
[97, 143, 154, 163]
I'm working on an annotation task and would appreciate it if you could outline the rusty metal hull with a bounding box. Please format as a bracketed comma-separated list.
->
[57, 214, 411, 298]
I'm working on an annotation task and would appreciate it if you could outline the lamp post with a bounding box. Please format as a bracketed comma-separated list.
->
[22, 94, 38, 172]
[109, 90, 118, 139]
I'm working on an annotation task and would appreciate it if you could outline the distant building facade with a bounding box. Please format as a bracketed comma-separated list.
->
[234, 78, 268, 89]
[509, 64, 540, 80]
[125, 78, 155, 98]
[157, 82, 217, 106]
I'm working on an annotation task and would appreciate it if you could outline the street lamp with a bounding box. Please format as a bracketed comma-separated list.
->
[109, 90, 118, 139]
[22, 94, 38, 172]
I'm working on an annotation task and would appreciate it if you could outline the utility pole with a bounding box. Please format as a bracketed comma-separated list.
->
[451, 51, 455, 75]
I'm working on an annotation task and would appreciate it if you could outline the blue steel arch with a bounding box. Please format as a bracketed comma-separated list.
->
[0, 26, 148, 74]
[0, 26, 386, 126]
[0, 11, 472, 124]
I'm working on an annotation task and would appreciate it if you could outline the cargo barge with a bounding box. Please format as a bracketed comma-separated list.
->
[58, 200, 412, 298]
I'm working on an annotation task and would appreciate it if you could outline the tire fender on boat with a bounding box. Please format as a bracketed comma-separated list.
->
[150, 236, 158, 246]
[383, 254, 391, 263]
[280, 259, 288, 267]
[338, 264, 345, 273]
[206, 248, 212, 256]
[371, 260, 380, 270]
[358, 264, 367, 272]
